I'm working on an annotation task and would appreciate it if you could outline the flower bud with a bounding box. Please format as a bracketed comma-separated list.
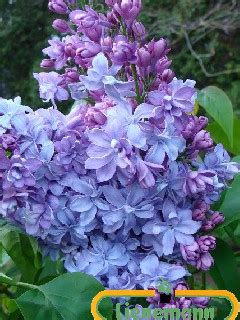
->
[148, 39, 169, 60]
[105, 0, 119, 6]
[201, 220, 215, 232]
[180, 242, 200, 264]
[65, 42, 76, 58]
[112, 35, 137, 65]
[196, 252, 214, 271]
[210, 211, 225, 225]
[192, 130, 213, 150]
[174, 283, 192, 309]
[85, 107, 107, 127]
[146, 289, 161, 306]
[75, 42, 101, 67]
[0, 134, 18, 151]
[174, 282, 188, 291]
[40, 59, 55, 69]
[107, 11, 119, 25]
[132, 21, 146, 40]
[137, 47, 151, 67]
[101, 37, 113, 53]
[64, 68, 79, 83]
[156, 57, 171, 74]
[48, 0, 68, 14]
[192, 200, 210, 221]
[161, 69, 175, 83]
[114, 0, 142, 28]
[53, 19, 70, 33]
[198, 236, 216, 253]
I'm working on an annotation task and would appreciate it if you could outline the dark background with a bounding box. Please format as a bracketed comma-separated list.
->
[0, 0, 240, 113]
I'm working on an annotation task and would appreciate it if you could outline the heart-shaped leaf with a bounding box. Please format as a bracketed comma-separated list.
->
[219, 174, 240, 226]
[16, 272, 113, 320]
[198, 86, 234, 145]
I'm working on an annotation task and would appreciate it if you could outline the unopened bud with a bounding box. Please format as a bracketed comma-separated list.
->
[40, 59, 55, 69]
[48, 0, 68, 14]
[53, 19, 70, 33]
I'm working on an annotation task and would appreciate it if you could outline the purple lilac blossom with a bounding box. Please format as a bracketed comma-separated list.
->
[143, 204, 201, 255]
[80, 53, 135, 103]
[33, 72, 69, 102]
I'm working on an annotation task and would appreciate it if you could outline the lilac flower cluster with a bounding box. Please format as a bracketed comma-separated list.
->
[0, 0, 239, 304]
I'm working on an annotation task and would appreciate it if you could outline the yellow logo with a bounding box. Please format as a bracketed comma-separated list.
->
[91, 289, 240, 320]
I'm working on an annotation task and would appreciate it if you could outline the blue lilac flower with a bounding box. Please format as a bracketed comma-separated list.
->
[107, 102, 155, 149]
[80, 53, 135, 103]
[143, 204, 201, 255]
[99, 183, 155, 233]
[65, 236, 130, 276]
[148, 78, 196, 122]
[201, 144, 239, 181]
[34, 72, 69, 102]
[146, 125, 186, 166]
[85, 121, 133, 181]
[139, 254, 187, 289]
[0, 97, 32, 134]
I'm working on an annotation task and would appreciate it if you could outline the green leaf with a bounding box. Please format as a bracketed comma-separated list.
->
[198, 86, 234, 145]
[16, 272, 113, 320]
[0, 226, 41, 283]
[208, 118, 240, 155]
[219, 174, 240, 226]
[210, 238, 240, 299]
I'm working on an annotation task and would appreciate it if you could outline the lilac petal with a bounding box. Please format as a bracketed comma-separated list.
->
[40, 141, 54, 162]
[92, 52, 108, 75]
[56, 87, 69, 101]
[108, 245, 129, 266]
[135, 206, 154, 218]
[146, 145, 165, 164]
[96, 161, 116, 182]
[80, 206, 97, 226]
[102, 185, 125, 207]
[85, 153, 114, 170]
[175, 220, 201, 234]
[148, 91, 164, 106]
[142, 221, 167, 235]
[175, 232, 194, 245]
[167, 266, 187, 282]
[87, 144, 112, 158]
[87, 261, 105, 276]
[134, 103, 155, 120]
[80, 76, 103, 91]
[140, 255, 158, 275]
[127, 124, 146, 148]
[102, 210, 124, 225]
[162, 229, 175, 255]
[0, 114, 11, 129]
[70, 196, 93, 212]
[88, 129, 110, 147]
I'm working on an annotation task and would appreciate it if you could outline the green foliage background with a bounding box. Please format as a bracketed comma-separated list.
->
[1, 0, 240, 111]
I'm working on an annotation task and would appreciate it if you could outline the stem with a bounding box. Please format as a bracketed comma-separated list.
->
[188, 274, 195, 289]
[16, 282, 38, 290]
[201, 272, 206, 290]
[131, 64, 142, 104]
[119, 19, 142, 104]
[51, 98, 58, 110]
